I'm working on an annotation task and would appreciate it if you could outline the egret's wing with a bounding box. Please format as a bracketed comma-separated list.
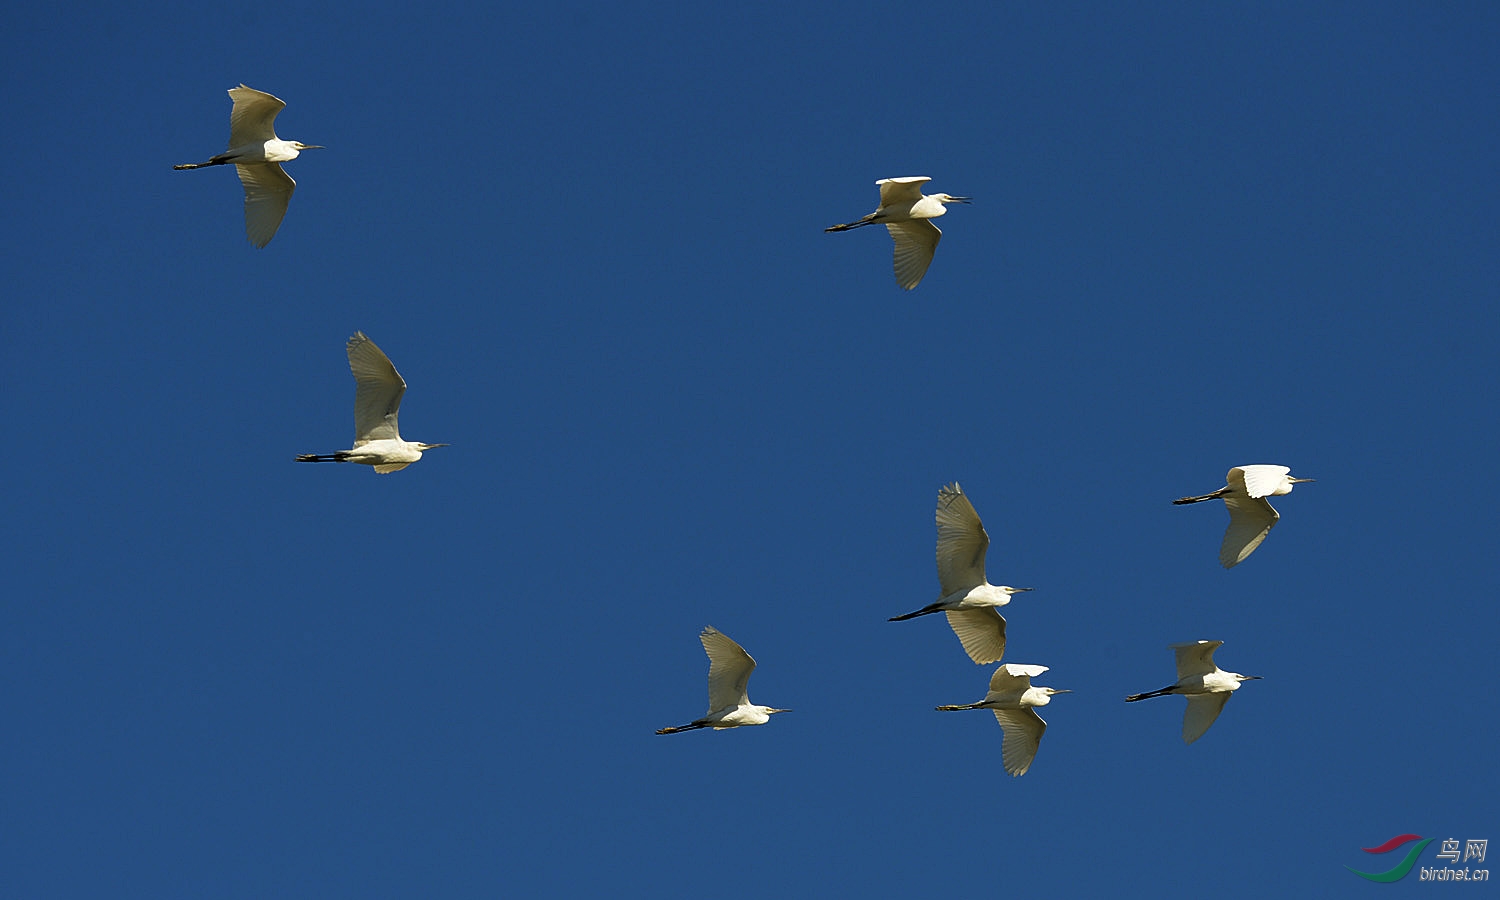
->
[945, 608, 1006, 665]
[1235, 465, 1292, 499]
[227, 85, 286, 146]
[1182, 692, 1231, 744]
[886, 220, 941, 290]
[992, 708, 1047, 776]
[700, 626, 756, 712]
[373, 463, 411, 474]
[1170, 640, 1222, 679]
[1219, 494, 1278, 568]
[935, 483, 988, 594]
[234, 163, 294, 248]
[985, 662, 1045, 696]
[345, 332, 407, 445]
[876, 176, 931, 207]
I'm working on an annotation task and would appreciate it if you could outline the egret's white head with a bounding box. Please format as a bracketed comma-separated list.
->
[936, 193, 972, 205]
[1001, 586, 1033, 596]
[292, 142, 325, 151]
[1276, 476, 1315, 497]
[1033, 687, 1071, 706]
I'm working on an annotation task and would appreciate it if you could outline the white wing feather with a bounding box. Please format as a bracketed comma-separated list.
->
[1182, 692, 1231, 744]
[989, 663, 1047, 693]
[992, 708, 1047, 776]
[1219, 494, 1278, 568]
[886, 220, 942, 290]
[935, 483, 988, 595]
[1170, 640, 1223, 679]
[876, 176, 930, 207]
[1235, 465, 1292, 499]
[945, 609, 1006, 665]
[234, 163, 294, 248]
[346, 332, 407, 445]
[700, 626, 756, 713]
[227, 84, 285, 147]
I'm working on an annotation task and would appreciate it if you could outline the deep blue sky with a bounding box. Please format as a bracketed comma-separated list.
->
[4, 4, 1495, 897]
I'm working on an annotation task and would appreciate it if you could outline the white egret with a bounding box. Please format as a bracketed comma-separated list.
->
[657, 626, 789, 734]
[1174, 465, 1315, 568]
[1125, 641, 1260, 744]
[825, 177, 970, 289]
[889, 483, 1031, 664]
[296, 332, 447, 473]
[174, 85, 323, 247]
[936, 663, 1070, 776]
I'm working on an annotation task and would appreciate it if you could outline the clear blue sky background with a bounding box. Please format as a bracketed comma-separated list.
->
[3, 3, 1495, 897]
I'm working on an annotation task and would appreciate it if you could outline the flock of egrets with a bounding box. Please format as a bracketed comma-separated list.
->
[656, 473, 1308, 776]
[176, 85, 1313, 777]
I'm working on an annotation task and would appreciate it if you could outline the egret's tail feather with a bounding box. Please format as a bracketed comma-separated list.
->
[1172, 488, 1229, 505]
[824, 217, 878, 232]
[174, 154, 232, 170]
[655, 722, 706, 735]
[295, 452, 349, 463]
[888, 605, 941, 622]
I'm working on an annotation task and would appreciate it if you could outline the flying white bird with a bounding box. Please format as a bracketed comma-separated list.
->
[174, 84, 323, 247]
[890, 483, 1031, 664]
[1174, 465, 1315, 568]
[825, 177, 970, 289]
[296, 332, 447, 473]
[936, 663, 1070, 776]
[1125, 641, 1260, 744]
[657, 626, 790, 734]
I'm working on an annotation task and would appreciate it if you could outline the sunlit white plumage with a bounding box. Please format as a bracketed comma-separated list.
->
[296, 332, 447, 473]
[889, 483, 1031, 664]
[1174, 465, 1315, 568]
[174, 85, 323, 247]
[936, 663, 1070, 776]
[1125, 641, 1260, 744]
[657, 626, 789, 734]
[825, 177, 970, 289]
